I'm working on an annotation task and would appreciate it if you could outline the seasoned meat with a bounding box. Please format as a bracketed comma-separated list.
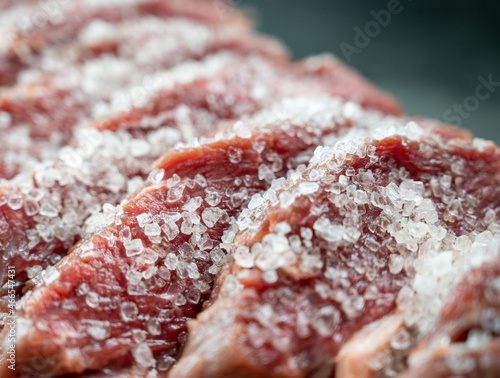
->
[0, 1, 496, 377]
[0, 97, 381, 376]
[94, 54, 401, 135]
[0, 0, 243, 86]
[403, 239, 500, 378]
[0, 50, 399, 312]
[0, 22, 286, 179]
[171, 123, 500, 378]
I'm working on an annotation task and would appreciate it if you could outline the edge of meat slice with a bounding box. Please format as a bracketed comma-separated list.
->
[170, 122, 500, 378]
[292, 55, 401, 117]
[93, 54, 401, 135]
[0, 97, 381, 376]
[335, 311, 406, 377]
[402, 237, 500, 378]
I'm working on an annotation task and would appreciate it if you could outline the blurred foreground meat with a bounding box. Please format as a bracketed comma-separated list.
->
[171, 124, 500, 378]
[403, 240, 500, 378]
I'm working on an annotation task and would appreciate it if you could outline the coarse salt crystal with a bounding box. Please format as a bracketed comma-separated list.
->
[124, 239, 144, 257]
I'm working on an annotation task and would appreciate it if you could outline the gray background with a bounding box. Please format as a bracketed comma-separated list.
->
[239, 0, 500, 143]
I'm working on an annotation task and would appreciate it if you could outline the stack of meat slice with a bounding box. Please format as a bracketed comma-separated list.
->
[0, 97, 393, 376]
[0, 24, 399, 310]
[0, 0, 287, 179]
[0, 0, 498, 377]
[0, 0, 245, 86]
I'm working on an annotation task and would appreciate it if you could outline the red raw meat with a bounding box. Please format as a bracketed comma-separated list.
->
[170, 124, 500, 378]
[96, 54, 400, 134]
[0, 21, 286, 179]
[403, 241, 500, 378]
[0, 98, 380, 376]
[0, 0, 244, 86]
[0, 1, 495, 377]
[293, 56, 401, 117]
[0, 49, 400, 313]
[0, 126, 183, 306]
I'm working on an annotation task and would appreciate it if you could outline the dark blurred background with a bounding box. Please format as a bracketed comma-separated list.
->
[239, 0, 500, 143]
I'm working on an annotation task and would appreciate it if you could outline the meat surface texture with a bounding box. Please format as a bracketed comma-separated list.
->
[0, 0, 498, 377]
[170, 124, 500, 378]
[0, 98, 387, 376]
[0, 51, 399, 314]
[0, 11, 286, 180]
[0, 0, 245, 86]
[403, 239, 500, 378]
